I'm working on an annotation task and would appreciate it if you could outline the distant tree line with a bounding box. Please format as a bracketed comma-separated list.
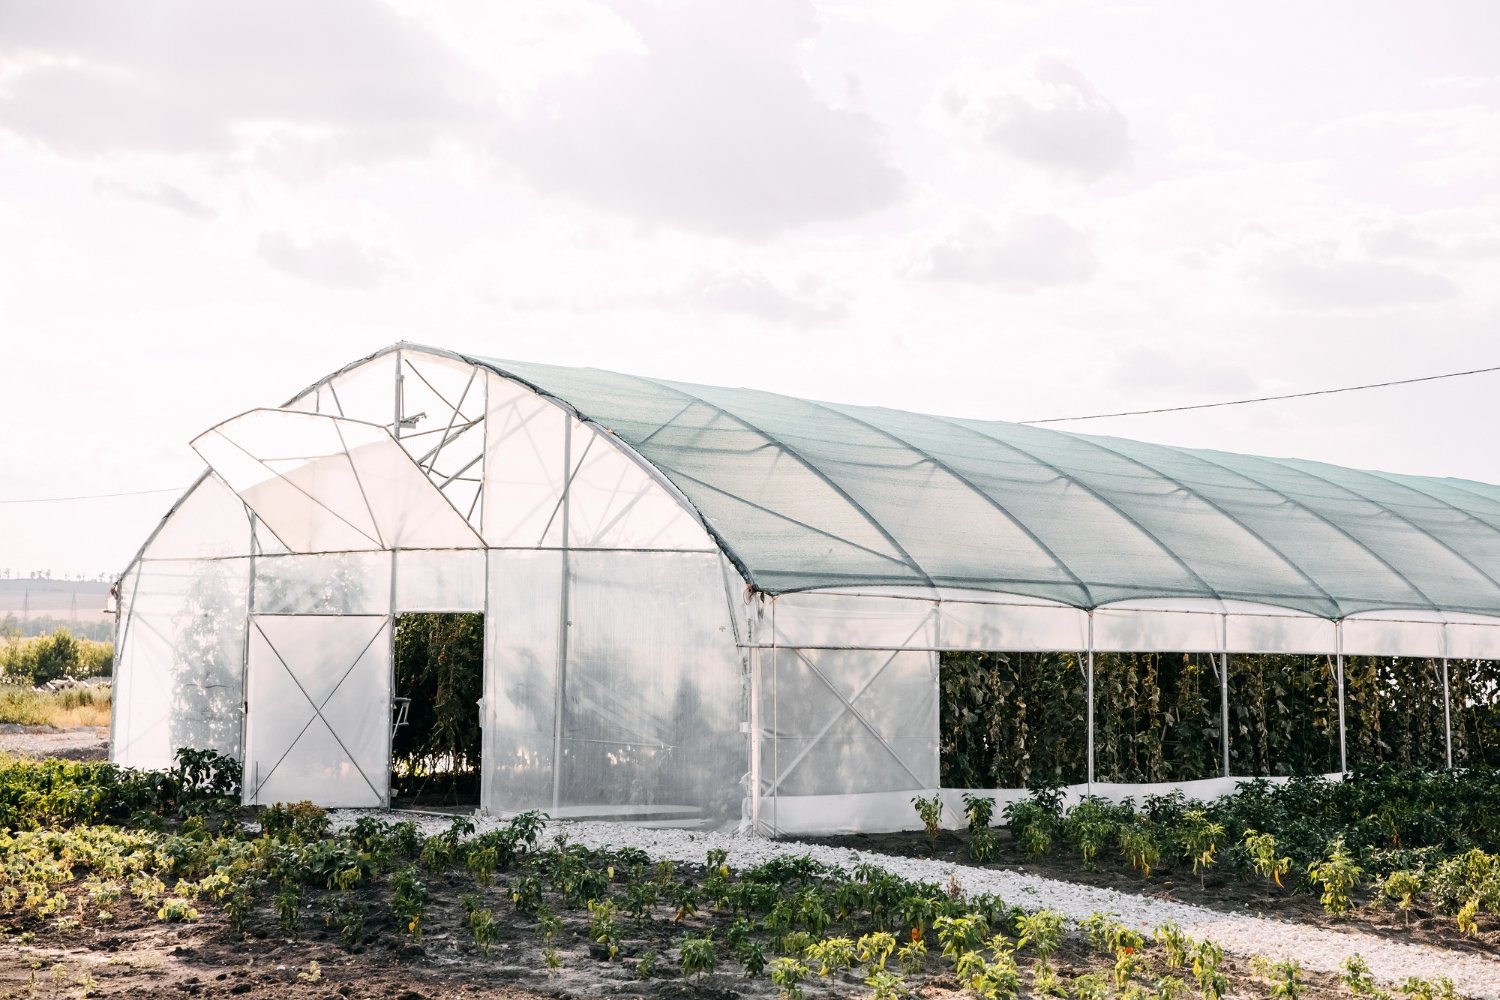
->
[0, 614, 112, 641]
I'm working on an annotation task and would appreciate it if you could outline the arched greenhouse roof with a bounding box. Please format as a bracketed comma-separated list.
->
[460, 350, 1500, 619]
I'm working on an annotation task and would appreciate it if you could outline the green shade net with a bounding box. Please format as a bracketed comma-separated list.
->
[466, 354, 1500, 618]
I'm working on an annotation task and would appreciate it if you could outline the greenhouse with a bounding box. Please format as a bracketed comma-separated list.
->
[111, 344, 1500, 834]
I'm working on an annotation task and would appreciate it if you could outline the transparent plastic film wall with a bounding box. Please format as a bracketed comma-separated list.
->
[114, 347, 747, 823]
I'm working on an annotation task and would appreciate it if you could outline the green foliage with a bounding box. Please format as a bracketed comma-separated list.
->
[895, 936, 927, 975]
[1244, 829, 1292, 888]
[391, 612, 483, 794]
[392, 865, 429, 940]
[1004, 790, 1061, 859]
[1308, 837, 1361, 916]
[679, 933, 717, 980]
[0, 628, 113, 685]
[911, 793, 943, 840]
[1015, 909, 1063, 960]
[866, 967, 908, 1000]
[963, 792, 999, 861]
[1181, 810, 1225, 888]
[1191, 939, 1228, 1000]
[857, 931, 898, 970]
[770, 957, 810, 1000]
[1154, 922, 1191, 970]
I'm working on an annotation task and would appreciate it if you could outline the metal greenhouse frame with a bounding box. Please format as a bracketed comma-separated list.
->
[111, 344, 1500, 835]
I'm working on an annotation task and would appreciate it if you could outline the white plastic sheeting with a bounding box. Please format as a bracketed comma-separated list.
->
[754, 588, 1500, 658]
[244, 615, 391, 808]
[111, 474, 251, 771]
[192, 409, 481, 553]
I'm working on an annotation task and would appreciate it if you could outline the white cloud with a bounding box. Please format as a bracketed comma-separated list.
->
[1357, 214, 1500, 261]
[1245, 236, 1457, 310]
[911, 214, 1096, 289]
[257, 230, 405, 290]
[0, 0, 483, 163]
[685, 269, 845, 327]
[95, 178, 214, 219]
[498, 0, 904, 238]
[935, 54, 1129, 178]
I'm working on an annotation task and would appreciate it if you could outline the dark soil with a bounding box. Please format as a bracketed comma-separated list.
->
[796, 827, 1500, 956]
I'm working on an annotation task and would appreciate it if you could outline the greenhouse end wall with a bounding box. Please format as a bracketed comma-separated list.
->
[113, 348, 749, 827]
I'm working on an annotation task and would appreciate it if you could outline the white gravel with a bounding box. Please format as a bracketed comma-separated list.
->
[332, 811, 1500, 999]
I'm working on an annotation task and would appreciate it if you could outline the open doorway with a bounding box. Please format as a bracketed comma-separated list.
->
[391, 612, 483, 810]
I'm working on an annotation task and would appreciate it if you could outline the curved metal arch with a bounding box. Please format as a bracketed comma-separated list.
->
[922, 414, 1223, 607]
[1155, 446, 1438, 616]
[617, 373, 938, 590]
[1074, 440, 1344, 617]
[1256, 456, 1498, 610]
[800, 397, 1095, 606]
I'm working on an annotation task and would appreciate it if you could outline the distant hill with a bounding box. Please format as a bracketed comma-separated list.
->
[0, 580, 113, 639]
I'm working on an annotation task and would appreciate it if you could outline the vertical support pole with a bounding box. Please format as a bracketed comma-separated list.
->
[1086, 611, 1096, 791]
[1442, 657, 1453, 770]
[1335, 622, 1348, 774]
[238, 510, 258, 804]
[770, 598, 778, 837]
[385, 349, 404, 810]
[747, 606, 761, 836]
[1220, 614, 1231, 779]
[551, 419, 574, 815]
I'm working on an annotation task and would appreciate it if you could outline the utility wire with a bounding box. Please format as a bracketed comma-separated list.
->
[5, 363, 1499, 499]
[0, 485, 189, 505]
[1020, 363, 1500, 425]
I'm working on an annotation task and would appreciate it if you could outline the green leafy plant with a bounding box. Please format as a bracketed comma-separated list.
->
[896, 935, 927, 975]
[866, 968, 908, 1000]
[1121, 822, 1162, 877]
[1155, 922, 1191, 969]
[1378, 869, 1423, 925]
[1191, 939, 1228, 1000]
[912, 793, 943, 841]
[1016, 909, 1064, 960]
[1308, 838, 1362, 916]
[1182, 810, 1225, 890]
[680, 934, 717, 980]
[155, 898, 199, 923]
[806, 935, 857, 977]
[1244, 829, 1292, 888]
[636, 950, 658, 980]
[770, 957, 810, 1000]
[392, 865, 429, 940]
[858, 931, 898, 970]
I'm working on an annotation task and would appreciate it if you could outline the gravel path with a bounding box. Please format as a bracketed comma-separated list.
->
[333, 811, 1500, 999]
[0, 724, 109, 761]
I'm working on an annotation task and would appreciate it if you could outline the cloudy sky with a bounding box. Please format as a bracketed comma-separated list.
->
[3, 0, 1500, 579]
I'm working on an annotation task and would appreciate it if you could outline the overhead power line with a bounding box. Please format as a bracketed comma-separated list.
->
[0, 485, 189, 505]
[4, 364, 1498, 501]
[1020, 363, 1500, 425]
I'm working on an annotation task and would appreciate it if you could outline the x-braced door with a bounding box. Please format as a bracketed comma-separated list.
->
[244, 614, 391, 807]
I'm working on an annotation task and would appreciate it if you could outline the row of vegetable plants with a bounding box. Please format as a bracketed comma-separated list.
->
[0, 749, 1477, 999]
[921, 767, 1500, 936]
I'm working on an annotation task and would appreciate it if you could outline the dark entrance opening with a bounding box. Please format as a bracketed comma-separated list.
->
[391, 612, 483, 809]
